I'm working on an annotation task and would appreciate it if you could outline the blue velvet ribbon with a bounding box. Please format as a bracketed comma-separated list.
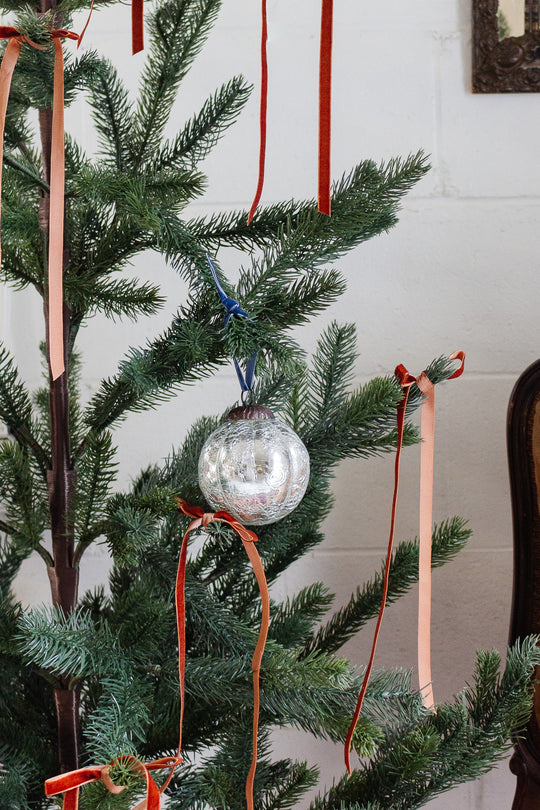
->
[206, 254, 257, 395]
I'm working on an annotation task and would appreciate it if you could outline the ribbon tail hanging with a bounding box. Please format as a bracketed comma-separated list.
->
[248, 0, 268, 224]
[0, 36, 23, 269]
[48, 36, 67, 381]
[344, 367, 415, 773]
[318, 0, 333, 216]
[240, 537, 270, 810]
[77, 0, 95, 47]
[132, 0, 144, 54]
[416, 372, 435, 710]
[415, 351, 464, 709]
[175, 501, 269, 810]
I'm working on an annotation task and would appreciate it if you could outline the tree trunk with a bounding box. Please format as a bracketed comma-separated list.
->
[38, 0, 80, 774]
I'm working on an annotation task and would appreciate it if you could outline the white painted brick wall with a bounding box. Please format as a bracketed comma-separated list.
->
[5, 1, 539, 806]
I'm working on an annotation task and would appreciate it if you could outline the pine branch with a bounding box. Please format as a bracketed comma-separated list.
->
[261, 761, 319, 810]
[85, 56, 134, 170]
[0, 442, 48, 552]
[132, 0, 222, 167]
[81, 298, 223, 434]
[73, 431, 118, 543]
[16, 606, 131, 680]
[268, 584, 334, 649]
[3, 152, 49, 193]
[0, 346, 49, 471]
[151, 75, 252, 169]
[310, 639, 540, 810]
[303, 518, 471, 656]
[186, 154, 430, 262]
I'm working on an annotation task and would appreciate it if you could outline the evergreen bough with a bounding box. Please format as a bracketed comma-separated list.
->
[0, 1, 536, 808]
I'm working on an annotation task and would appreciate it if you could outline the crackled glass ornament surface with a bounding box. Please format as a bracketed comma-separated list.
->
[198, 405, 310, 525]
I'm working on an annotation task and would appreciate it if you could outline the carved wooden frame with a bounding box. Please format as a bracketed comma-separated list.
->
[473, 0, 540, 92]
[508, 360, 540, 808]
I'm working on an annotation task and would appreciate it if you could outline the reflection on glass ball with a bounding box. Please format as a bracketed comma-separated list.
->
[198, 405, 310, 525]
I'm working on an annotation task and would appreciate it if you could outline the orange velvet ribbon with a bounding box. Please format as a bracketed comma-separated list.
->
[0, 27, 78, 381]
[176, 500, 270, 810]
[45, 754, 182, 810]
[248, 0, 333, 222]
[344, 351, 465, 773]
[44, 501, 269, 809]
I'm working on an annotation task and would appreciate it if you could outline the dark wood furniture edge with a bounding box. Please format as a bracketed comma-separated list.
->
[508, 360, 540, 808]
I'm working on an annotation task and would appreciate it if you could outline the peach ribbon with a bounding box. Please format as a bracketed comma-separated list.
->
[248, 0, 334, 222]
[0, 31, 30, 271]
[344, 351, 465, 773]
[415, 350, 464, 709]
[0, 27, 78, 381]
[48, 30, 78, 381]
[176, 500, 270, 810]
[45, 754, 182, 810]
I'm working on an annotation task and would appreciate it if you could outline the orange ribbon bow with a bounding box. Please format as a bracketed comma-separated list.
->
[45, 754, 182, 810]
[176, 500, 270, 810]
[248, 0, 334, 222]
[344, 351, 465, 773]
[0, 26, 78, 381]
[44, 500, 269, 809]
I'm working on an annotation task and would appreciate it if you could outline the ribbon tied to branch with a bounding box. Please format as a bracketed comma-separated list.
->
[344, 350, 465, 773]
[45, 754, 182, 810]
[46, 501, 270, 809]
[176, 500, 270, 810]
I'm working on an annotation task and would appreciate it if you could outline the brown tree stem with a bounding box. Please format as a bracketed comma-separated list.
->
[38, 0, 80, 773]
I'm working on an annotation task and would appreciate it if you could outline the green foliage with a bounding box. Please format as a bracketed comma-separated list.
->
[309, 639, 540, 810]
[0, 2, 534, 809]
[304, 517, 471, 656]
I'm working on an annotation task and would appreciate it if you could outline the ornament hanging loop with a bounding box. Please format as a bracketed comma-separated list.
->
[206, 253, 258, 398]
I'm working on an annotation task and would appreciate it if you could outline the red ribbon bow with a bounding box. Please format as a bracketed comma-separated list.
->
[344, 351, 465, 773]
[45, 754, 182, 810]
[176, 500, 269, 810]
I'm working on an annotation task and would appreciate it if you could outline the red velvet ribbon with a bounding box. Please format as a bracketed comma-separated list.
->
[79, 0, 143, 54]
[247, 0, 268, 225]
[344, 351, 465, 773]
[176, 500, 270, 810]
[132, 0, 144, 54]
[318, 0, 333, 216]
[248, 0, 334, 222]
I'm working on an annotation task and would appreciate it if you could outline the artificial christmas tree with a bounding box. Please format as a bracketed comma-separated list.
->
[0, 1, 538, 809]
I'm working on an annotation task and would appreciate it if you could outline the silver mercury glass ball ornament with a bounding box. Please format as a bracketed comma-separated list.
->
[198, 404, 310, 525]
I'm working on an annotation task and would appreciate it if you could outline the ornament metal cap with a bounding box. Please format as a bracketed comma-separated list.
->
[226, 404, 274, 421]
